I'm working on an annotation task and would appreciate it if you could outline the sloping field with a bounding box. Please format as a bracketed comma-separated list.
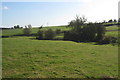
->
[2, 37, 118, 78]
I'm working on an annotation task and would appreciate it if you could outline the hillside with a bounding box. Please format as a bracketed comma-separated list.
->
[2, 36, 118, 78]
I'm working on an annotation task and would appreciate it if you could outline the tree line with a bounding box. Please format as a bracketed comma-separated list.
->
[35, 16, 118, 45]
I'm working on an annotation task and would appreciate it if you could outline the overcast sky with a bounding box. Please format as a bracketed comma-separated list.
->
[0, 0, 119, 27]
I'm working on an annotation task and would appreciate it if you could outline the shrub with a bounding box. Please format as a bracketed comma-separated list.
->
[96, 23, 106, 42]
[64, 31, 78, 41]
[44, 29, 55, 40]
[36, 30, 44, 40]
[80, 23, 97, 42]
[68, 15, 87, 28]
[98, 36, 117, 45]
[28, 24, 32, 28]
[14, 25, 20, 29]
[23, 26, 32, 36]
[55, 29, 61, 34]
[99, 36, 111, 44]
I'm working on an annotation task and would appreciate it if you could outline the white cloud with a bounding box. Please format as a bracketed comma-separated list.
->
[0, 6, 9, 10]
[3, 6, 9, 10]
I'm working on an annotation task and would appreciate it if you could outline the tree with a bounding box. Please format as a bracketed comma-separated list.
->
[14, 26, 17, 29]
[80, 23, 97, 42]
[68, 15, 87, 29]
[108, 19, 113, 23]
[16, 25, 20, 28]
[113, 19, 117, 23]
[28, 24, 32, 28]
[45, 29, 55, 40]
[64, 16, 106, 42]
[14, 25, 21, 29]
[23, 25, 32, 36]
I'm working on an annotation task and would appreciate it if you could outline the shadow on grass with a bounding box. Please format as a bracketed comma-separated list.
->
[1, 33, 37, 38]
[29, 37, 64, 41]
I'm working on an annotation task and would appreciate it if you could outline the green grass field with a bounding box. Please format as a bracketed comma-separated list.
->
[2, 25, 118, 78]
[2, 26, 118, 38]
[106, 31, 118, 37]
[2, 26, 71, 36]
[106, 26, 118, 31]
[2, 37, 118, 78]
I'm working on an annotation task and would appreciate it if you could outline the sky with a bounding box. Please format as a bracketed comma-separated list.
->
[0, 0, 119, 28]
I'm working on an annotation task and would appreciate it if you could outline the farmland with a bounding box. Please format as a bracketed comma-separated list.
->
[2, 37, 118, 78]
[2, 25, 118, 78]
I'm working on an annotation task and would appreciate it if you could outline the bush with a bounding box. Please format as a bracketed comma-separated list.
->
[14, 25, 20, 29]
[68, 15, 87, 28]
[64, 31, 78, 41]
[36, 30, 44, 40]
[99, 36, 111, 44]
[55, 29, 61, 34]
[23, 27, 32, 36]
[80, 23, 97, 42]
[44, 29, 55, 40]
[96, 23, 106, 42]
[98, 36, 118, 45]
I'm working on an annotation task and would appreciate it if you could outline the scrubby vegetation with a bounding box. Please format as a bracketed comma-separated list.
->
[44, 29, 56, 40]
[36, 29, 56, 40]
[36, 30, 44, 40]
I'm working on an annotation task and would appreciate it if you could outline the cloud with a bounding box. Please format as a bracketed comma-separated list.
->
[3, 6, 9, 10]
[0, 6, 9, 10]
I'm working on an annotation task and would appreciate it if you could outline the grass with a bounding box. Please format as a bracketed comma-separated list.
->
[2, 36, 118, 78]
[2, 26, 71, 36]
[2, 29, 23, 36]
[106, 31, 118, 37]
[106, 26, 118, 31]
[2, 25, 118, 78]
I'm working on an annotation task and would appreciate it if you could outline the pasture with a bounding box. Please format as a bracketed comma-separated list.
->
[2, 37, 118, 78]
[2, 25, 118, 78]
[1, 26, 70, 36]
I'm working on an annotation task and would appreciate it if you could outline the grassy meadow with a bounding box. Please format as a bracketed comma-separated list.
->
[2, 37, 118, 78]
[2, 25, 118, 78]
[1, 26, 70, 36]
